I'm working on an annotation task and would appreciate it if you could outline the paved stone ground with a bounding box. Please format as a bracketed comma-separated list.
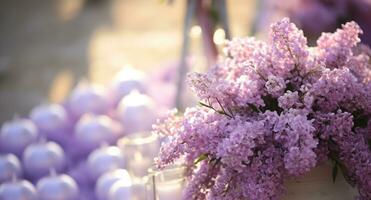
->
[0, 0, 255, 123]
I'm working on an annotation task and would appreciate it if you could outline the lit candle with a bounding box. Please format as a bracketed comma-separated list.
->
[156, 179, 183, 200]
[117, 91, 157, 134]
[36, 171, 79, 200]
[0, 178, 38, 200]
[130, 178, 148, 200]
[0, 153, 22, 183]
[117, 132, 160, 178]
[22, 141, 65, 180]
[87, 145, 125, 180]
[0, 118, 38, 157]
[74, 114, 123, 155]
[127, 152, 152, 178]
[148, 164, 185, 200]
[109, 67, 147, 107]
[29, 103, 69, 144]
[68, 80, 109, 118]
[95, 169, 131, 200]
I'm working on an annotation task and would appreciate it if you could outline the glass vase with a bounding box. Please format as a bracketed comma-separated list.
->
[146, 164, 185, 200]
[117, 132, 160, 179]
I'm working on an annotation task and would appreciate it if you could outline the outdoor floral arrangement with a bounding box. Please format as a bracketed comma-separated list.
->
[153, 18, 371, 200]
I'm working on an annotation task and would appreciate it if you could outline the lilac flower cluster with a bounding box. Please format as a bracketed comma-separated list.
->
[153, 18, 371, 200]
[275, 0, 371, 46]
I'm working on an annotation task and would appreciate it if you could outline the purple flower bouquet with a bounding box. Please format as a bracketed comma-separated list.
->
[153, 18, 371, 200]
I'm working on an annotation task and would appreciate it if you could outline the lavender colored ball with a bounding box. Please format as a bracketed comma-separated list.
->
[68, 81, 109, 117]
[0, 154, 22, 183]
[0, 179, 38, 200]
[87, 146, 125, 180]
[30, 104, 68, 134]
[108, 179, 133, 200]
[0, 118, 38, 157]
[37, 173, 79, 200]
[117, 91, 157, 134]
[75, 114, 122, 154]
[22, 141, 65, 180]
[66, 162, 91, 187]
[109, 68, 147, 106]
[95, 169, 131, 200]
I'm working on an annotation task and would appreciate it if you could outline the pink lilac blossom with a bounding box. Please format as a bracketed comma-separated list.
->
[153, 18, 371, 200]
[270, 0, 371, 46]
[278, 91, 301, 110]
[216, 116, 267, 172]
[265, 75, 286, 97]
[182, 160, 221, 200]
[270, 17, 309, 78]
[315, 111, 371, 199]
[273, 110, 317, 175]
[309, 68, 371, 113]
[316, 21, 362, 68]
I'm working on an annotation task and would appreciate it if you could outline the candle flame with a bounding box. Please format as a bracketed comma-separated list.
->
[213, 28, 226, 45]
[190, 25, 202, 38]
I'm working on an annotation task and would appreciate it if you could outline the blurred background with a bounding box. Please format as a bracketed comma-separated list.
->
[1, 0, 371, 122]
[1, 1, 371, 200]
[0, 0, 257, 123]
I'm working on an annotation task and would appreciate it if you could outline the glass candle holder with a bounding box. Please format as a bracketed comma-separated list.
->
[108, 175, 148, 200]
[117, 132, 160, 179]
[146, 164, 185, 200]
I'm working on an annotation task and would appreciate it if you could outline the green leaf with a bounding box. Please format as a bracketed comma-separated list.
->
[194, 154, 208, 165]
[332, 161, 339, 183]
[262, 94, 283, 114]
[247, 103, 259, 113]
